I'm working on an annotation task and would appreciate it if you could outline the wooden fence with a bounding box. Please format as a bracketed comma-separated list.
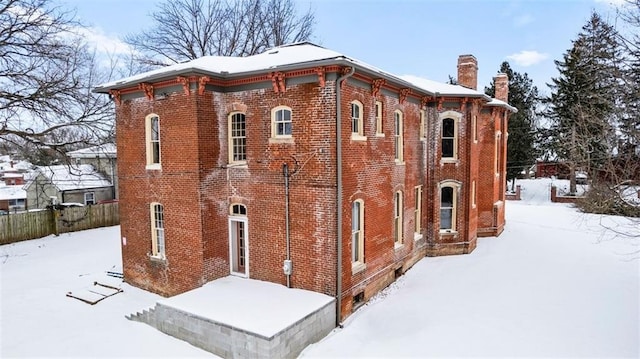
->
[0, 202, 119, 245]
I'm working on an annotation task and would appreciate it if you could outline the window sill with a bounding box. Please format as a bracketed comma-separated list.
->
[439, 230, 458, 235]
[149, 254, 166, 263]
[394, 242, 404, 250]
[394, 160, 405, 166]
[351, 134, 367, 142]
[145, 164, 162, 171]
[419, 137, 426, 142]
[440, 159, 458, 165]
[352, 262, 366, 275]
[269, 137, 295, 144]
[375, 133, 385, 138]
[414, 233, 423, 241]
[227, 162, 248, 169]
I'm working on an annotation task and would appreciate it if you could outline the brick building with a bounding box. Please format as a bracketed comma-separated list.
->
[95, 43, 514, 322]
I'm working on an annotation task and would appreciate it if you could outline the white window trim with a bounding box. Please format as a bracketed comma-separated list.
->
[472, 180, 477, 209]
[394, 110, 404, 164]
[472, 115, 478, 143]
[350, 101, 366, 141]
[439, 181, 461, 234]
[84, 192, 95, 205]
[228, 112, 247, 165]
[394, 190, 403, 247]
[150, 202, 165, 259]
[229, 203, 249, 278]
[375, 100, 385, 137]
[419, 109, 426, 141]
[351, 199, 365, 268]
[439, 110, 462, 162]
[495, 131, 502, 176]
[270, 105, 293, 140]
[145, 114, 161, 170]
[414, 185, 422, 239]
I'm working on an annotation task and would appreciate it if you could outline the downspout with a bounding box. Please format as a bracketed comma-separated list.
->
[283, 163, 291, 288]
[335, 66, 355, 328]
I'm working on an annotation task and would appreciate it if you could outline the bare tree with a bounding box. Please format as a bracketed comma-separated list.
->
[0, 0, 114, 159]
[125, 0, 315, 67]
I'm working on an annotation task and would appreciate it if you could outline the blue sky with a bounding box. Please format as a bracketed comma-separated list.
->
[57, 0, 625, 95]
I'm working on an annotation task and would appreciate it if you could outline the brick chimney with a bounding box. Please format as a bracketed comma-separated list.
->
[494, 73, 509, 103]
[457, 54, 478, 90]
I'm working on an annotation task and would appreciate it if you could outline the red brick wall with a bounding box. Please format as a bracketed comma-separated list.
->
[114, 67, 511, 321]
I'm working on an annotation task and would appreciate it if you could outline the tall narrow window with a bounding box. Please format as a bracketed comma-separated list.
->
[472, 115, 478, 142]
[414, 186, 422, 235]
[495, 132, 502, 174]
[419, 110, 426, 140]
[442, 118, 456, 158]
[472, 180, 477, 208]
[229, 203, 248, 275]
[272, 106, 292, 138]
[351, 200, 364, 264]
[440, 186, 456, 231]
[229, 112, 247, 164]
[350, 101, 365, 140]
[394, 191, 403, 245]
[145, 114, 161, 168]
[394, 110, 403, 162]
[150, 203, 165, 258]
[375, 101, 383, 136]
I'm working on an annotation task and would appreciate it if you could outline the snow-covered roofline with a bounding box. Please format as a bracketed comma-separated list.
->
[94, 42, 512, 108]
[486, 98, 518, 113]
[67, 144, 117, 159]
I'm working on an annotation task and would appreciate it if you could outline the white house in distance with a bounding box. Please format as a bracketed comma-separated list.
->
[0, 185, 27, 213]
[67, 144, 118, 199]
[23, 164, 114, 209]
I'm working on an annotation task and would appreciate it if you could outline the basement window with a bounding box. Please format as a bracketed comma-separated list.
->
[353, 291, 365, 311]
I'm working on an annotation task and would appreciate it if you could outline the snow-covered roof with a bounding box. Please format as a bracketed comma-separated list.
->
[34, 164, 112, 191]
[0, 185, 27, 200]
[95, 42, 506, 105]
[67, 144, 117, 159]
[0, 160, 33, 172]
[1, 172, 23, 178]
[486, 98, 518, 113]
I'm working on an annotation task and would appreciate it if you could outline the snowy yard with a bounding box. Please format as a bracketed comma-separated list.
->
[1, 179, 639, 357]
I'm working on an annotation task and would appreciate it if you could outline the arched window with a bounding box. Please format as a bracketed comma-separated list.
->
[351, 199, 365, 264]
[442, 118, 455, 158]
[375, 101, 383, 136]
[439, 182, 460, 231]
[271, 106, 292, 138]
[230, 203, 247, 216]
[350, 100, 364, 137]
[145, 114, 161, 168]
[150, 203, 165, 258]
[440, 111, 462, 160]
[228, 112, 247, 164]
[394, 190, 403, 245]
[394, 110, 403, 162]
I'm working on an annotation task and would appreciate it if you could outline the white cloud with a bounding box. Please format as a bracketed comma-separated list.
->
[506, 50, 549, 67]
[513, 14, 534, 27]
[75, 27, 134, 56]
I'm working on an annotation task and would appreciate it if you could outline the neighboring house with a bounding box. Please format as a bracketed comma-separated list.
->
[0, 185, 27, 212]
[0, 157, 32, 186]
[23, 164, 114, 209]
[67, 144, 118, 199]
[95, 42, 515, 321]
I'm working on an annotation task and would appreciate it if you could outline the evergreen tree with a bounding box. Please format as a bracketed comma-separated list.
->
[485, 62, 539, 190]
[546, 12, 621, 194]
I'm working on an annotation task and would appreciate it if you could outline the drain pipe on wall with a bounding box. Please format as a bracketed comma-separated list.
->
[335, 66, 355, 328]
[283, 163, 292, 288]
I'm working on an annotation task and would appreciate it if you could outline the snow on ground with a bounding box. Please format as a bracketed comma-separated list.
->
[1, 178, 639, 358]
[303, 179, 639, 358]
[0, 226, 211, 357]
